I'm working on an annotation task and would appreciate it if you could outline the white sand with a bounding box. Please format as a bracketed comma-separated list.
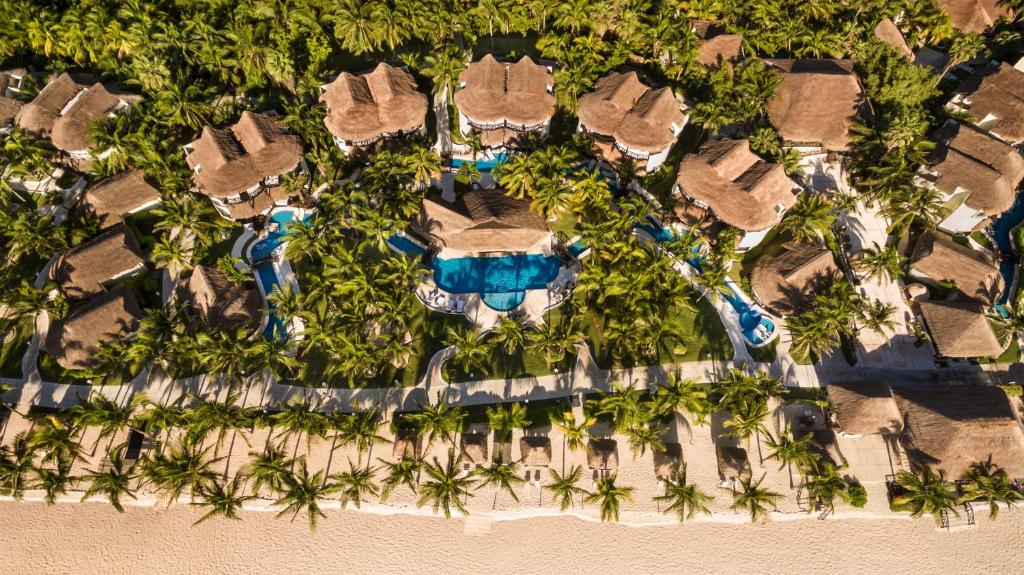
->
[2, 499, 1022, 575]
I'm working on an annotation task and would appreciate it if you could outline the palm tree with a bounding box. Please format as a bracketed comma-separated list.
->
[891, 467, 959, 526]
[151, 234, 194, 275]
[764, 430, 814, 486]
[377, 456, 422, 503]
[131, 394, 186, 451]
[802, 461, 852, 518]
[527, 318, 584, 366]
[729, 473, 783, 524]
[245, 442, 295, 498]
[417, 454, 477, 518]
[723, 399, 769, 453]
[546, 465, 590, 511]
[856, 242, 905, 283]
[404, 395, 465, 448]
[592, 381, 644, 432]
[860, 300, 898, 336]
[275, 460, 335, 531]
[35, 458, 76, 505]
[29, 416, 84, 467]
[958, 460, 1023, 519]
[585, 474, 634, 522]
[444, 325, 492, 377]
[404, 146, 442, 189]
[778, 194, 835, 243]
[550, 410, 593, 453]
[142, 443, 223, 504]
[486, 402, 530, 447]
[334, 407, 388, 465]
[70, 394, 134, 452]
[493, 317, 529, 355]
[331, 460, 379, 509]
[652, 373, 709, 419]
[937, 31, 986, 83]
[271, 398, 329, 460]
[0, 433, 36, 499]
[474, 460, 525, 508]
[183, 391, 257, 454]
[626, 421, 667, 459]
[422, 46, 466, 103]
[655, 479, 714, 523]
[81, 446, 136, 512]
[456, 162, 481, 186]
[191, 475, 253, 525]
[496, 154, 535, 200]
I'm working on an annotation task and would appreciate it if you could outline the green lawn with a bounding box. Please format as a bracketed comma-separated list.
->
[461, 397, 569, 428]
[124, 210, 163, 253]
[444, 344, 575, 383]
[0, 316, 34, 378]
[202, 224, 244, 264]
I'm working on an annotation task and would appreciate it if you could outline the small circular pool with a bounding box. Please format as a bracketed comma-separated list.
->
[481, 291, 526, 311]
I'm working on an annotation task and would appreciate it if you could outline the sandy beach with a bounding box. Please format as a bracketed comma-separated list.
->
[1, 499, 1021, 575]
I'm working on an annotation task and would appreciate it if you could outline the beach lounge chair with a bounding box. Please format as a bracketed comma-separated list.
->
[455, 297, 465, 313]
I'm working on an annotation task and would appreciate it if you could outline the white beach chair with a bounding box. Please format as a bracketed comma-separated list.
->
[455, 297, 465, 313]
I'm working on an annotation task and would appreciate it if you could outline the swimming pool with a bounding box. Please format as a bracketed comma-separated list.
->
[251, 210, 314, 261]
[432, 253, 562, 311]
[255, 264, 286, 340]
[249, 210, 312, 341]
[451, 153, 508, 172]
[991, 192, 1024, 312]
[387, 234, 426, 255]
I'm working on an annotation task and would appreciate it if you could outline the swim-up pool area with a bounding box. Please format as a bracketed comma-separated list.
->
[992, 193, 1024, 313]
[432, 253, 563, 311]
[248, 209, 313, 340]
[451, 153, 508, 172]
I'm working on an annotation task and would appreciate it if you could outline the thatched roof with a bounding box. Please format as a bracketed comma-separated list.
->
[460, 432, 489, 466]
[587, 438, 619, 470]
[693, 22, 743, 67]
[716, 445, 750, 479]
[392, 428, 420, 459]
[419, 190, 549, 252]
[654, 442, 683, 478]
[454, 55, 554, 128]
[51, 83, 140, 153]
[954, 62, 1024, 143]
[15, 73, 88, 137]
[82, 170, 161, 229]
[0, 69, 25, 126]
[827, 381, 903, 435]
[937, 0, 1013, 33]
[895, 385, 1024, 478]
[578, 71, 686, 154]
[185, 265, 261, 333]
[919, 300, 1002, 358]
[750, 242, 838, 316]
[764, 59, 868, 151]
[910, 231, 1000, 304]
[185, 111, 303, 200]
[926, 122, 1024, 216]
[519, 435, 552, 467]
[873, 19, 912, 59]
[675, 138, 799, 231]
[321, 63, 428, 144]
[45, 286, 144, 371]
[52, 224, 145, 300]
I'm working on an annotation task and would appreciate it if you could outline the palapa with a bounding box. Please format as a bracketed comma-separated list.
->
[936, 0, 1013, 33]
[519, 435, 552, 467]
[460, 432, 490, 467]
[51, 83, 139, 153]
[418, 190, 549, 253]
[82, 170, 161, 228]
[185, 265, 262, 333]
[44, 286, 144, 371]
[873, 19, 913, 59]
[953, 62, 1024, 143]
[455, 55, 554, 128]
[919, 299, 1003, 358]
[750, 242, 838, 316]
[578, 71, 686, 154]
[321, 63, 428, 144]
[716, 445, 750, 479]
[925, 122, 1024, 216]
[587, 438, 619, 471]
[827, 381, 903, 435]
[654, 442, 683, 478]
[910, 231, 1000, 305]
[52, 224, 145, 299]
[764, 59, 868, 151]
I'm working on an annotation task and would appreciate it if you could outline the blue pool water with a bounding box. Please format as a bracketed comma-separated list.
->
[255, 264, 286, 340]
[251, 210, 314, 261]
[568, 239, 588, 257]
[387, 235, 426, 255]
[249, 210, 312, 341]
[432, 253, 562, 311]
[451, 153, 508, 172]
[991, 193, 1024, 310]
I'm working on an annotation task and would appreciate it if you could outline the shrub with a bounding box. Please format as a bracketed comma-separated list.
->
[998, 384, 1023, 398]
[847, 481, 868, 508]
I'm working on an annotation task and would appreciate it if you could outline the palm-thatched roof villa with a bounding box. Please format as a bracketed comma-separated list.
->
[454, 55, 555, 150]
[44, 286, 144, 371]
[51, 223, 146, 300]
[750, 242, 839, 316]
[15, 72, 141, 161]
[936, 0, 1013, 33]
[909, 231, 1000, 305]
[418, 190, 550, 253]
[918, 299, 1003, 358]
[948, 59, 1024, 145]
[577, 71, 688, 173]
[872, 19, 913, 59]
[0, 68, 28, 132]
[673, 138, 800, 250]
[81, 169, 161, 229]
[827, 380, 904, 436]
[692, 21, 743, 68]
[184, 111, 305, 221]
[184, 265, 262, 334]
[916, 121, 1024, 234]
[764, 59, 869, 153]
[320, 63, 429, 153]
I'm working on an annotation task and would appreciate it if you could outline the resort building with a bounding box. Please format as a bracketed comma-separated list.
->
[894, 385, 1024, 479]
[0, 68, 27, 132]
[764, 59, 869, 153]
[917, 299, 1002, 358]
[577, 71, 688, 173]
[184, 111, 306, 221]
[15, 73, 140, 161]
[81, 169, 161, 229]
[692, 21, 743, 68]
[418, 190, 550, 253]
[750, 242, 839, 316]
[184, 265, 262, 333]
[873, 19, 912, 59]
[826, 381, 903, 437]
[909, 231, 1000, 305]
[453, 55, 555, 150]
[936, 0, 1012, 34]
[44, 286, 145, 371]
[51, 224, 145, 300]
[320, 63, 429, 153]
[948, 60, 1024, 145]
[673, 138, 800, 250]
[916, 121, 1024, 234]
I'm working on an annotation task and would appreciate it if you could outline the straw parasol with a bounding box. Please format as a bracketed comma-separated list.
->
[392, 428, 420, 459]
[587, 438, 619, 471]
[654, 442, 683, 479]
[460, 432, 489, 467]
[519, 436, 552, 468]
[826, 381, 903, 435]
[716, 445, 750, 480]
